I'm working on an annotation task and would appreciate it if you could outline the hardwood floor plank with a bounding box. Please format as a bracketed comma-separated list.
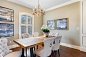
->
[10, 46, 86, 57]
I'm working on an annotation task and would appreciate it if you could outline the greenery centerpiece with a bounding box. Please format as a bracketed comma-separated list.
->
[41, 25, 51, 37]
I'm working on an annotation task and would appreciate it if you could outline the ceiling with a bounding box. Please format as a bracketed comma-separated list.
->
[7, 0, 79, 11]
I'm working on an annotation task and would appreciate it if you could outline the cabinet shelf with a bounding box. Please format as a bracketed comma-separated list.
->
[0, 21, 14, 24]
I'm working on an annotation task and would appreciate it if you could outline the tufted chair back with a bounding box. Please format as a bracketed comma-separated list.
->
[21, 34, 29, 39]
[51, 32, 59, 37]
[41, 38, 55, 57]
[52, 36, 62, 51]
[0, 38, 12, 57]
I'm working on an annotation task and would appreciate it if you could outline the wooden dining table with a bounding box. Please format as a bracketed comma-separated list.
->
[13, 36, 62, 57]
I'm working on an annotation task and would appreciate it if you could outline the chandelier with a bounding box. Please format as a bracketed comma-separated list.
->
[32, 0, 45, 17]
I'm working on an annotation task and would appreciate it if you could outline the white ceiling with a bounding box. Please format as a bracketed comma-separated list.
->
[7, 0, 79, 11]
[17, 0, 72, 9]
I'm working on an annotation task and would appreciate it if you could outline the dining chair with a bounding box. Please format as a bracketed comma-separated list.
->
[34, 38, 55, 57]
[21, 34, 30, 56]
[51, 32, 59, 37]
[21, 33, 29, 39]
[32, 32, 39, 37]
[0, 38, 21, 57]
[32, 32, 39, 50]
[52, 36, 62, 56]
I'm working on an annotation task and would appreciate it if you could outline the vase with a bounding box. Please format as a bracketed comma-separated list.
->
[44, 32, 49, 37]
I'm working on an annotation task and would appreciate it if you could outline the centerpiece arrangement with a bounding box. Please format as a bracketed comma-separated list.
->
[41, 25, 51, 37]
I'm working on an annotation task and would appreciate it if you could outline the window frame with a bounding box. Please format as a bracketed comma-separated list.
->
[19, 12, 34, 39]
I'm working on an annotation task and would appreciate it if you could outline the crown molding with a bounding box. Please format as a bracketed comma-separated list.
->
[45, 0, 80, 12]
[7, 0, 80, 11]
[82, 0, 86, 1]
[7, 0, 34, 9]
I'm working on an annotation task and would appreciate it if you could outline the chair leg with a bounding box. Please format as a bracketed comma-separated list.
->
[52, 50, 53, 53]
[34, 54, 36, 57]
[54, 51, 56, 57]
[49, 55, 51, 57]
[42, 44, 44, 47]
[34, 46, 35, 51]
[58, 49, 60, 56]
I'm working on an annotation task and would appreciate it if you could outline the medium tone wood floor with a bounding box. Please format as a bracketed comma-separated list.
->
[11, 46, 86, 57]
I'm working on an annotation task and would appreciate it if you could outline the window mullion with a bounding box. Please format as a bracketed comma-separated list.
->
[26, 15, 28, 34]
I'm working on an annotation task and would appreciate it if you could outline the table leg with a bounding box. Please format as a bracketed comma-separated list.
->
[37, 45, 38, 49]
[26, 47, 27, 57]
[30, 47, 34, 57]
[34, 46, 35, 51]
[21, 48, 25, 57]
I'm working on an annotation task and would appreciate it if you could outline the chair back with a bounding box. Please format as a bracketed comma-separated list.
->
[52, 36, 62, 51]
[51, 32, 59, 36]
[21, 34, 29, 39]
[32, 32, 39, 37]
[0, 38, 12, 56]
[41, 38, 54, 57]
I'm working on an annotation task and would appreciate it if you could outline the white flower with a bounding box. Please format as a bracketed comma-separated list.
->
[41, 24, 51, 30]
[45, 25, 48, 29]
[41, 27, 43, 29]
[42, 25, 45, 27]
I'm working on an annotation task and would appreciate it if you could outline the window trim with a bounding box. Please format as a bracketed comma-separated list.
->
[19, 12, 34, 39]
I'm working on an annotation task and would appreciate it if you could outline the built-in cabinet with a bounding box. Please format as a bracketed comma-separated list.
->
[19, 12, 34, 39]
[82, 0, 86, 47]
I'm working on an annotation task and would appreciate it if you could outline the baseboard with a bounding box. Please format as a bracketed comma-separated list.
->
[60, 43, 86, 52]
[60, 43, 81, 50]
[80, 46, 86, 52]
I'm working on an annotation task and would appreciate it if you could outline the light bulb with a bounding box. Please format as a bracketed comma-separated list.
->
[33, 9, 34, 11]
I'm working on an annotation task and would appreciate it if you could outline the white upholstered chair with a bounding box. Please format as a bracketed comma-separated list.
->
[21, 33, 29, 39]
[32, 32, 39, 49]
[52, 36, 62, 56]
[51, 32, 59, 37]
[4, 51, 22, 57]
[34, 38, 55, 57]
[21, 34, 30, 56]
[32, 32, 39, 37]
[0, 38, 21, 57]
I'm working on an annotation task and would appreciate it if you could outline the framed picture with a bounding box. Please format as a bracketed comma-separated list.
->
[0, 23, 14, 38]
[56, 18, 68, 30]
[47, 20, 55, 30]
[0, 6, 14, 22]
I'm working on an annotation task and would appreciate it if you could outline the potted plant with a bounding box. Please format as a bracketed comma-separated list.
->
[41, 25, 51, 37]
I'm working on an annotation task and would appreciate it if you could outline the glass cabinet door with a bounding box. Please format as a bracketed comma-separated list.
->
[20, 15, 33, 35]
[19, 12, 34, 38]
[28, 26, 32, 35]
[28, 16, 32, 24]
[21, 15, 27, 24]
[21, 26, 26, 34]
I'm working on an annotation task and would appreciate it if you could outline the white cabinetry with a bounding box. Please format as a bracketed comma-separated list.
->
[83, 37, 86, 46]
[82, 1, 86, 47]
[83, 1, 86, 34]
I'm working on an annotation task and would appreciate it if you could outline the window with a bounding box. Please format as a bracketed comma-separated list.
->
[19, 12, 34, 38]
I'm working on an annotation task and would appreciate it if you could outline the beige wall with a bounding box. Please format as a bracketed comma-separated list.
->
[43, 2, 80, 46]
[0, 0, 43, 46]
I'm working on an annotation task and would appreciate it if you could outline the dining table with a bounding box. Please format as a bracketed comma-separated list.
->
[13, 36, 62, 57]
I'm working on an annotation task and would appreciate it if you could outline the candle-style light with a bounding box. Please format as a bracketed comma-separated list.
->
[32, 0, 45, 17]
